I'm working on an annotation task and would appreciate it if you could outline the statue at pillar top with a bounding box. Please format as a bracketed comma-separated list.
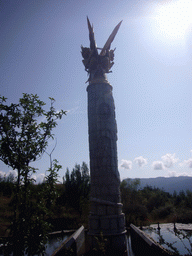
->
[81, 17, 122, 84]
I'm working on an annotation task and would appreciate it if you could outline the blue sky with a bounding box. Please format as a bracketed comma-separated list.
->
[1, 0, 192, 182]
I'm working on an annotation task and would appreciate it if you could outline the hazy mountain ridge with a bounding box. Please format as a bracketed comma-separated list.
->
[124, 176, 192, 194]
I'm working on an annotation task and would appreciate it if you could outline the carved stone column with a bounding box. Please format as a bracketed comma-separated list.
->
[87, 81, 126, 237]
[82, 17, 126, 252]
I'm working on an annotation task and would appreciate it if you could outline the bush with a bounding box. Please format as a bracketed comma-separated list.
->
[151, 205, 173, 220]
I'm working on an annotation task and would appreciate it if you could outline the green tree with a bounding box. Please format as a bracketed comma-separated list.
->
[120, 179, 148, 225]
[44, 159, 62, 210]
[64, 162, 90, 214]
[0, 94, 66, 255]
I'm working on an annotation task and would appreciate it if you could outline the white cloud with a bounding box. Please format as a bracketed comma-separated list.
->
[120, 159, 132, 170]
[0, 171, 6, 177]
[181, 158, 192, 168]
[134, 156, 148, 167]
[152, 153, 179, 171]
[168, 171, 177, 177]
[32, 173, 45, 184]
[152, 161, 165, 170]
[7, 169, 17, 178]
[0, 170, 17, 178]
[179, 151, 192, 168]
[0, 170, 46, 184]
[161, 153, 179, 168]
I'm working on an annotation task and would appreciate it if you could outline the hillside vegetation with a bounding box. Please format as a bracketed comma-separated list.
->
[121, 179, 192, 226]
[0, 163, 90, 238]
[1, 173, 192, 238]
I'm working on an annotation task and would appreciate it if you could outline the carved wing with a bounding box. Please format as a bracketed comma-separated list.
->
[100, 20, 122, 56]
[87, 17, 98, 54]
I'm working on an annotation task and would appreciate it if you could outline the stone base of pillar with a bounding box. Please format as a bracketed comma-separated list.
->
[88, 213, 126, 236]
[88, 231, 127, 254]
[88, 198, 126, 236]
[88, 210, 127, 254]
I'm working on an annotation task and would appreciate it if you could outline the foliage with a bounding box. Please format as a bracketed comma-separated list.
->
[0, 94, 65, 183]
[44, 159, 62, 210]
[93, 232, 108, 255]
[0, 162, 90, 239]
[0, 173, 15, 197]
[64, 162, 90, 214]
[3, 159, 63, 255]
[120, 179, 192, 226]
[9, 182, 51, 256]
[0, 94, 66, 255]
[120, 179, 148, 225]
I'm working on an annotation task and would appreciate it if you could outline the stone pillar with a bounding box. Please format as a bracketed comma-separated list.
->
[81, 17, 126, 252]
[87, 81, 126, 251]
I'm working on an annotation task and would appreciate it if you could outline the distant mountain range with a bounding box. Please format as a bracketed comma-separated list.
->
[123, 176, 192, 194]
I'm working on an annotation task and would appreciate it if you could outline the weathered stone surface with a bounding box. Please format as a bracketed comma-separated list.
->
[119, 215, 126, 228]
[111, 218, 118, 230]
[100, 218, 110, 230]
[89, 217, 99, 230]
[97, 205, 106, 216]
[107, 206, 115, 215]
[87, 82, 126, 237]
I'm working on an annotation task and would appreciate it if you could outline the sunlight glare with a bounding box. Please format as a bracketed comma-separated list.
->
[154, 0, 192, 41]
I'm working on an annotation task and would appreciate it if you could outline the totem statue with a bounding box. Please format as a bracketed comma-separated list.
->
[81, 17, 122, 83]
[82, 17, 126, 252]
